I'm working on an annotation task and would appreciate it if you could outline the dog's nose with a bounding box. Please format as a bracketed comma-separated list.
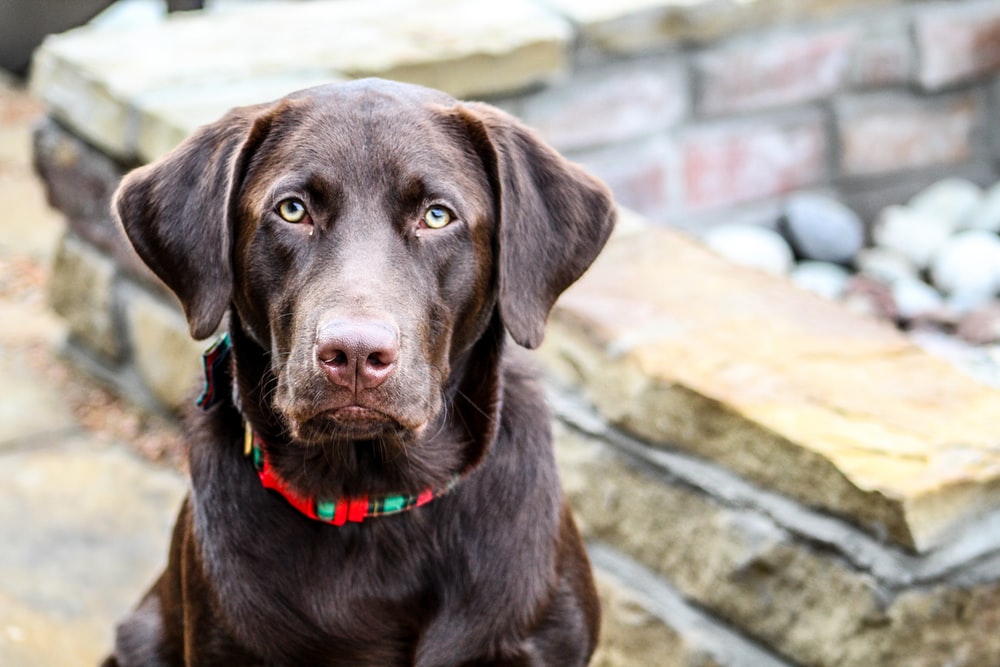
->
[316, 320, 399, 391]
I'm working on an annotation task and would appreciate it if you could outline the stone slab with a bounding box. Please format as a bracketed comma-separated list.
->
[543, 0, 896, 54]
[0, 351, 76, 447]
[555, 423, 1000, 667]
[541, 222, 1000, 552]
[0, 437, 186, 666]
[29, 0, 571, 160]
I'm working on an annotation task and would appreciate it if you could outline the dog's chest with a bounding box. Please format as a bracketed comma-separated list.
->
[203, 506, 440, 657]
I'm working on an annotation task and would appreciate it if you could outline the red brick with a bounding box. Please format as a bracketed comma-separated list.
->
[836, 92, 982, 177]
[696, 28, 856, 115]
[678, 113, 828, 211]
[915, 1, 1000, 90]
[574, 139, 679, 219]
[520, 60, 689, 152]
[847, 21, 914, 89]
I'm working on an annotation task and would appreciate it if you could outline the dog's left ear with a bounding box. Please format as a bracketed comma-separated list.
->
[114, 103, 278, 340]
[458, 103, 616, 349]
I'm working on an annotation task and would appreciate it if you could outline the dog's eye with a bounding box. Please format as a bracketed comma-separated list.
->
[421, 206, 453, 230]
[277, 198, 308, 223]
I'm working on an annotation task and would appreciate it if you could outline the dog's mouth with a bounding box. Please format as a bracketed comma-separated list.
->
[287, 405, 419, 443]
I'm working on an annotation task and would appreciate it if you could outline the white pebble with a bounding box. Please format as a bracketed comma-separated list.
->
[967, 182, 1000, 233]
[908, 177, 983, 230]
[791, 261, 851, 299]
[930, 230, 1000, 296]
[892, 278, 944, 321]
[854, 247, 919, 285]
[702, 224, 794, 276]
[872, 205, 957, 269]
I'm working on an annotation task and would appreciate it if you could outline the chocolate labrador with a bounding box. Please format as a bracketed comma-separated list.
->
[105, 78, 615, 666]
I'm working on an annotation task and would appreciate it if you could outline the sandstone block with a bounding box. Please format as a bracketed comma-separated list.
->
[544, 0, 892, 55]
[695, 27, 856, 115]
[541, 223, 1000, 552]
[133, 73, 345, 163]
[48, 233, 121, 361]
[555, 423, 1000, 667]
[30, 0, 571, 160]
[914, 0, 1000, 90]
[678, 111, 828, 211]
[836, 91, 982, 176]
[518, 58, 688, 153]
[122, 285, 207, 411]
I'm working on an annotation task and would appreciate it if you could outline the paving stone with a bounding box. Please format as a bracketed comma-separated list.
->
[555, 423, 1000, 667]
[0, 437, 186, 666]
[0, 593, 108, 667]
[540, 223, 1000, 552]
[30, 0, 571, 160]
[0, 352, 76, 447]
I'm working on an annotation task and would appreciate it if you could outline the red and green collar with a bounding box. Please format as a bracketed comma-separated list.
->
[244, 424, 460, 525]
[199, 333, 461, 525]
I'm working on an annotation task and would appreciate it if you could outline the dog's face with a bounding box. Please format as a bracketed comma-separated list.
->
[116, 79, 614, 467]
[230, 85, 498, 445]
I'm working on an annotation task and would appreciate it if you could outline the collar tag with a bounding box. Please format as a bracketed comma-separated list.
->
[196, 333, 233, 410]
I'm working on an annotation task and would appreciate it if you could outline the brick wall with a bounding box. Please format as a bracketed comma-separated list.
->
[506, 0, 1000, 227]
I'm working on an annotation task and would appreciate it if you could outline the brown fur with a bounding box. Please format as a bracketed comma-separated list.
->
[105, 78, 615, 666]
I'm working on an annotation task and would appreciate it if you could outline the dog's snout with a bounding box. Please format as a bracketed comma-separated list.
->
[316, 320, 399, 391]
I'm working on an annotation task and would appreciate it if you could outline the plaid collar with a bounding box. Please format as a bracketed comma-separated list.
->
[198, 333, 461, 525]
[245, 424, 460, 525]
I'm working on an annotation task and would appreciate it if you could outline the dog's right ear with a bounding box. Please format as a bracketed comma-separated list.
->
[114, 103, 275, 340]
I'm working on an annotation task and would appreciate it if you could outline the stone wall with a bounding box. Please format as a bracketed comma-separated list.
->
[27, 0, 1000, 664]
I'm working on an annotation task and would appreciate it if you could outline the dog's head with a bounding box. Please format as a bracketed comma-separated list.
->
[116, 79, 614, 482]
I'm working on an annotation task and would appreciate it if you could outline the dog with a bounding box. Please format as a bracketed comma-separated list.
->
[105, 78, 615, 666]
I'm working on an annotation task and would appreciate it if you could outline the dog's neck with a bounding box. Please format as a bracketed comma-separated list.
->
[196, 312, 506, 523]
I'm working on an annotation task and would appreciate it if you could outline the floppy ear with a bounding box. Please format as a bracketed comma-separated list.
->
[114, 104, 274, 340]
[459, 103, 616, 349]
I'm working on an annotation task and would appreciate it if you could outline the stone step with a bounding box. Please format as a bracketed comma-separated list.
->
[554, 414, 1000, 666]
[29, 0, 571, 162]
[541, 219, 1000, 554]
